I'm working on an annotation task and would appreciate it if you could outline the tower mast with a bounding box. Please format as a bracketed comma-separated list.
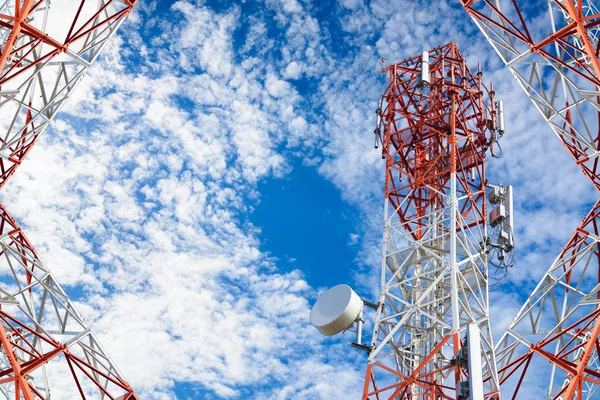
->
[363, 42, 505, 399]
[0, 1, 138, 397]
[458, 1, 600, 398]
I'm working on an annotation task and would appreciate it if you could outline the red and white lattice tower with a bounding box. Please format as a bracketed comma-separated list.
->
[459, 1, 600, 399]
[0, 1, 138, 398]
[363, 42, 505, 399]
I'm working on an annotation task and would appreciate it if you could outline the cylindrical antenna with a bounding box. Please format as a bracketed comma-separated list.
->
[497, 100, 505, 135]
[420, 51, 430, 87]
[376, 98, 382, 128]
[375, 98, 383, 149]
[489, 82, 497, 131]
[355, 307, 364, 346]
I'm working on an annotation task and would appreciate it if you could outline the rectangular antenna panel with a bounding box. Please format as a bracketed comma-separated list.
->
[489, 204, 506, 226]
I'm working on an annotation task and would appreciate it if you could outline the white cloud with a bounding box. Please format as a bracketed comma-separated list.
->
[0, 1, 366, 398]
[339, 0, 364, 10]
[0, 0, 587, 398]
[283, 61, 302, 79]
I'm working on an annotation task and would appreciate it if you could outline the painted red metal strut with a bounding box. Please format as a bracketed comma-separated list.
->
[364, 42, 501, 400]
[458, 1, 600, 398]
[0, 0, 139, 398]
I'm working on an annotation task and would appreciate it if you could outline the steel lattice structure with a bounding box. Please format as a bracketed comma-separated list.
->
[363, 43, 502, 399]
[0, 0, 138, 398]
[459, 1, 600, 399]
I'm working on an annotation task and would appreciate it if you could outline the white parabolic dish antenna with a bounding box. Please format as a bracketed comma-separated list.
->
[310, 284, 362, 336]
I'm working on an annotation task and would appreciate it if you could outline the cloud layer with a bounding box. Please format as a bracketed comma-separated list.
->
[0, 0, 593, 398]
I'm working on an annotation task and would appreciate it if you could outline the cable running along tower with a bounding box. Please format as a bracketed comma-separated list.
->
[458, 1, 600, 399]
[363, 43, 511, 399]
[0, 0, 138, 398]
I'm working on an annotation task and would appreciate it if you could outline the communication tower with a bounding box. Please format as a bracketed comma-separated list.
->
[459, 1, 600, 398]
[0, 1, 138, 398]
[362, 42, 510, 399]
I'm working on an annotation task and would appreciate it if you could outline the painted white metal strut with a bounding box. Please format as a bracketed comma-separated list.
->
[368, 170, 498, 395]
[450, 95, 460, 334]
[468, 323, 484, 400]
[368, 184, 499, 395]
[0, 0, 138, 398]
[459, 0, 600, 398]
[363, 46, 510, 398]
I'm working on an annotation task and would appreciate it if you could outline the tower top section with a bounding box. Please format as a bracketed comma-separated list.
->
[377, 42, 500, 163]
[375, 42, 504, 239]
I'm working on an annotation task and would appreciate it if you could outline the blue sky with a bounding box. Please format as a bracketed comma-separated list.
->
[252, 160, 360, 289]
[2, 0, 599, 398]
